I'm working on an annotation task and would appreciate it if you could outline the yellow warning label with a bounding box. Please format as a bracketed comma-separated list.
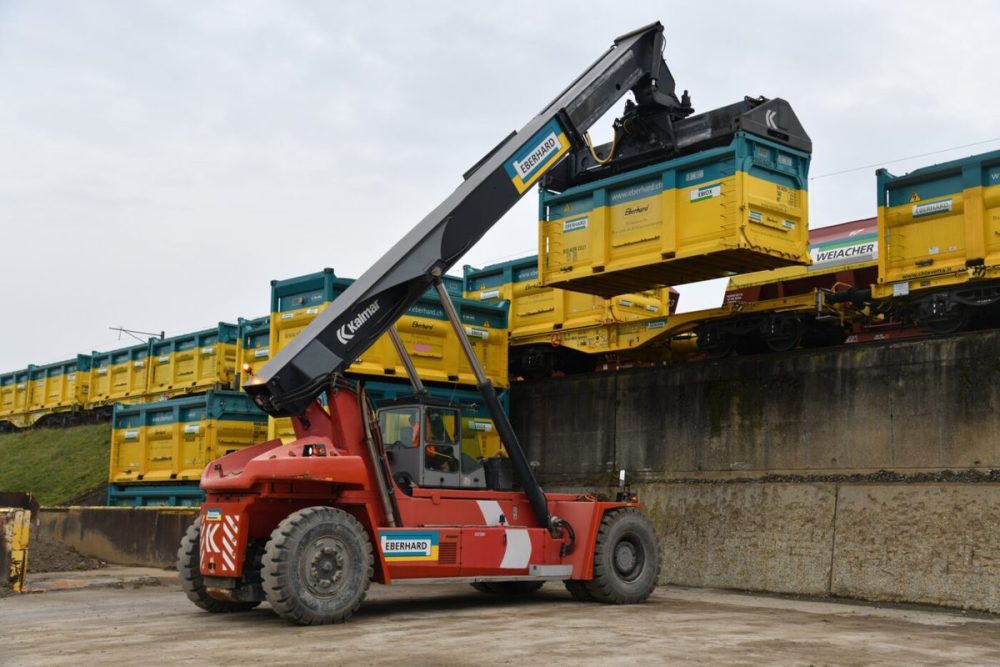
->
[910, 192, 921, 202]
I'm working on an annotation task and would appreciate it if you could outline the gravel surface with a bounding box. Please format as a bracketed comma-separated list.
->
[27, 530, 107, 573]
[4, 581, 999, 666]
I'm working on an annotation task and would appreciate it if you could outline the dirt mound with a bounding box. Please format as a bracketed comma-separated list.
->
[28, 531, 107, 573]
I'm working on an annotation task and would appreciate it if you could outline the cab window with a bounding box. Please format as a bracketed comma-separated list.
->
[378, 407, 419, 447]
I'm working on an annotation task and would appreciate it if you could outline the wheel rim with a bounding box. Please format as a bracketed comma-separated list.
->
[922, 305, 970, 334]
[301, 536, 351, 598]
[763, 318, 804, 352]
[612, 535, 645, 582]
[700, 330, 733, 359]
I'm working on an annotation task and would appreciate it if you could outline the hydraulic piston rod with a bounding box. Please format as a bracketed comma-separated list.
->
[431, 276, 559, 534]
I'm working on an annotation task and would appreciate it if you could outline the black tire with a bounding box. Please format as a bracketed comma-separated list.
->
[469, 581, 544, 595]
[563, 579, 596, 602]
[584, 508, 659, 604]
[261, 506, 373, 625]
[177, 518, 260, 613]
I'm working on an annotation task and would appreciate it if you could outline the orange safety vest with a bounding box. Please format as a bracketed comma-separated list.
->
[412, 420, 440, 456]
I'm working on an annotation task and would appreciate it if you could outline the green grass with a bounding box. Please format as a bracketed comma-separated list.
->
[0, 423, 110, 505]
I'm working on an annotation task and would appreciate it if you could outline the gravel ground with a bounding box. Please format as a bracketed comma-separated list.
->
[27, 530, 106, 573]
[3, 575, 999, 666]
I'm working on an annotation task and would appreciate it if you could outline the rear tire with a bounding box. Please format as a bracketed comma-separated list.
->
[584, 508, 659, 604]
[261, 506, 373, 625]
[470, 581, 544, 595]
[177, 518, 260, 613]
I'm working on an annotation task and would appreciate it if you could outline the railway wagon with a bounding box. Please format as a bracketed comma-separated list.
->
[146, 323, 239, 397]
[873, 148, 1000, 332]
[107, 390, 268, 506]
[0, 358, 92, 429]
[691, 218, 879, 355]
[463, 254, 676, 376]
[539, 132, 812, 297]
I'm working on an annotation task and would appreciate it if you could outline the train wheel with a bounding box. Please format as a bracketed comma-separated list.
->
[585, 508, 659, 604]
[697, 327, 733, 359]
[262, 507, 373, 625]
[762, 317, 805, 353]
[922, 304, 971, 334]
[177, 518, 260, 613]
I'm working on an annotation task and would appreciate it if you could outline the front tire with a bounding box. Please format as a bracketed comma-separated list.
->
[177, 518, 260, 613]
[584, 508, 659, 604]
[261, 506, 373, 625]
[563, 579, 595, 601]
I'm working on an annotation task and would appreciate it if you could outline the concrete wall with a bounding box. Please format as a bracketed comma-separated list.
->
[511, 331, 1000, 612]
[639, 481, 1000, 613]
[512, 331, 1000, 483]
[37, 507, 197, 569]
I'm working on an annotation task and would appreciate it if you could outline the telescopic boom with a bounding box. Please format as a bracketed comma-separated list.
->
[243, 22, 691, 417]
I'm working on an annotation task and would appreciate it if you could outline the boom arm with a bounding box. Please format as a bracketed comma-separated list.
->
[245, 22, 689, 418]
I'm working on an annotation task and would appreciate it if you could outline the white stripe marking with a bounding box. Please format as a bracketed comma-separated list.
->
[476, 500, 504, 526]
[500, 529, 531, 569]
[221, 551, 235, 570]
[203, 524, 220, 554]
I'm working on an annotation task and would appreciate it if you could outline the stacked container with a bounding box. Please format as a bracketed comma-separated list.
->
[107, 390, 267, 505]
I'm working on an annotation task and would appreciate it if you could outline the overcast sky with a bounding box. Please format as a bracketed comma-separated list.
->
[2, 0, 1000, 371]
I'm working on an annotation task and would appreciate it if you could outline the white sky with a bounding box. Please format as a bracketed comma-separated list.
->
[2, 0, 1000, 370]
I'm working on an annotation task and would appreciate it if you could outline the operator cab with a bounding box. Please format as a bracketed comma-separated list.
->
[377, 395, 494, 491]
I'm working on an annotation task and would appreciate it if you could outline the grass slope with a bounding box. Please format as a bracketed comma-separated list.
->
[0, 423, 110, 505]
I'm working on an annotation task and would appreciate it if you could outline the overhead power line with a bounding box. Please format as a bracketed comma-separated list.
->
[811, 136, 1000, 180]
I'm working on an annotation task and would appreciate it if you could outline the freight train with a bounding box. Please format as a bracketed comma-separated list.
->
[4, 140, 1000, 507]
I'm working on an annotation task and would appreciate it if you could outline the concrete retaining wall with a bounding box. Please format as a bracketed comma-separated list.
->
[513, 331, 1000, 482]
[637, 481, 1000, 612]
[513, 332, 1000, 612]
[37, 507, 197, 569]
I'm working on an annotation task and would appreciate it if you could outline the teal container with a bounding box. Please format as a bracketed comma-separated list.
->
[271, 269, 508, 329]
[149, 323, 238, 359]
[238, 316, 271, 352]
[463, 255, 538, 293]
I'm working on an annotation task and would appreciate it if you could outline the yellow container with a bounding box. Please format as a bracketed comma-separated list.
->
[463, 255, 668, 339]
[109, 391, 267, 483]
[147, 324, 238, 397]
[0, 370, 30, 423]
[23, 357, 91, 414]
[539, 133, 811, 297]
[236, 316, 270, 388]
[270, 269, 508, 389]
[874, 150, 1000, 298]
[89, 344, 151, 406]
